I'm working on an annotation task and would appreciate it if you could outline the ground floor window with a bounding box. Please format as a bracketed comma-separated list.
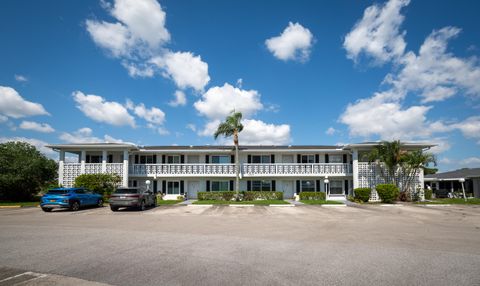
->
[211, 181, 229, 191]
[252, 180, 273, 191]
[301, 180, 315, 192]
[329, 180, 343, 194]
[129, 180, 138, 187]
[167, 181, 180, 195]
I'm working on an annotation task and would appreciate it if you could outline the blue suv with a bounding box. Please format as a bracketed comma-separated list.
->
[41, 187, 103, 212]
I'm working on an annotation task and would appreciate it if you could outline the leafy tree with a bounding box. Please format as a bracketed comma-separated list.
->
[74, 173, 120, 200]
[0, 141, 57, 201]
[423, 167, 438, 175]
[214, 110, 244, 199]
[401, 150, 436, 193]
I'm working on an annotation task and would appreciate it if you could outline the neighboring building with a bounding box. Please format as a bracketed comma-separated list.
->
[425, 168, 480, 198]
[46, 142, 432, 200]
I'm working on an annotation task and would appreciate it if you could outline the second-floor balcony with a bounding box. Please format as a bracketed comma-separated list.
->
[128, 163, 352, 177]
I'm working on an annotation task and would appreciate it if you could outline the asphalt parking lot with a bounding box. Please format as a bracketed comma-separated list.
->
[0, 204, 479, 286]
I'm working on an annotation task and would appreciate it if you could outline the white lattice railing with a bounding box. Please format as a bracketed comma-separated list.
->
[106, 163, 124, 176]
[242, 163, 352, 176]
[357, 162, 422, 202]
[129, 163, 236, 176]
[84, 163, 102, 174]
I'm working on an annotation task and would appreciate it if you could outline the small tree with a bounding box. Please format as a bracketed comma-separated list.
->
[74, 173, 120, 200]
[365, 140, 405, 185]
[401, 150, 436, 194]
[0, 141, 57, 201]
[214, 110, 244, 199]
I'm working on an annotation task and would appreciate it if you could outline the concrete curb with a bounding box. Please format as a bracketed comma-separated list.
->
[321, 204, 347, 207]
[0, 206, 21, 208]
[269, 204, 295, 207]
[420, 204, 452, 207]
[229, 204, 254, 207]
[380, 204, 404, 207]
[187, 204, 213, 207]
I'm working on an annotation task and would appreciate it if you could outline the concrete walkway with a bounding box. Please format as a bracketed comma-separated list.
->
[285, 199, 304, 205]
[178, 199, 196, 205]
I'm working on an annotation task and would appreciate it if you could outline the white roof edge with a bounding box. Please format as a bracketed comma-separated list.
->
[46, 143, 138, 149]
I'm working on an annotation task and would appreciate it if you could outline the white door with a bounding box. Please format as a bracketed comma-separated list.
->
[188, 181, 199, 199]
[282, 180, 294, 199]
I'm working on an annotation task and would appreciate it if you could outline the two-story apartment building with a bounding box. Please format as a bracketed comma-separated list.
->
[46, 142, 432, 200]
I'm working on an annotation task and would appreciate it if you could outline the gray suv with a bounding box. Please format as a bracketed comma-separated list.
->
[109, 187, 157, 211]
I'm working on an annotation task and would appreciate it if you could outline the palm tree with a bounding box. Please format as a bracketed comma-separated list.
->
[401, 150, 436, 194]
[214, 111, 244, 199]
[366, 140, 405, 185]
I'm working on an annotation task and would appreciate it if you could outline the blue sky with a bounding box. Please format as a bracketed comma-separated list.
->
[0, 0, 479, 171]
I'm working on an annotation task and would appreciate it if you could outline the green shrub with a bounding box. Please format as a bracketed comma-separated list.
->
[197, 191, 235, 201]
[243, 191, 283, 201]
[354, 188, 371, 202]
[424, 188, 432, 200]
[299, 192, 326, 200]
[74, 173, 121, 202]
[375, 184, 399, 203]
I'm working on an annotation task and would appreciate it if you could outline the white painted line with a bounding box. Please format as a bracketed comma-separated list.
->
[422, 204, 452, 207]
[229, 204, 254, 207]
[322, 204, 347, 207]
[187, 204, 213, 207]
[380, 204, 403, 206]
[269, 204, 294, 207]
[0, 272, 47, 283]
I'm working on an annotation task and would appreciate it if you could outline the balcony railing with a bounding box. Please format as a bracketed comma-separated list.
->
[127, 163, 352, 177]
[129, 163, 236, 177]
[242, 163, 352, 177]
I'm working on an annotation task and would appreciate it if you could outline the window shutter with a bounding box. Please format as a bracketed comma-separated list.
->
[247, 181, 251, 191]
[315, 154, 319, 163]
[153, 155, 157, 164]
[135, 155, 139, 164]
[153, 181, 158, 193]
[86, 155, 90, 163]
[271, 180, 276, 191]
[205, 155, 209, 164]
[296, 180, 300, 194]
[180, 181, 184, 195]
[344, 180, 349, 195]
[316, 180, 320, 192]
[229, 180, 234, 191]
[206, 180, 210, 192]
[162, 181, 166, 194]
[230, 155, 235, 163]
[162, 155, 166, 164]
[271, 154, 275, 164]
[297, 154, 301, 163]
[343, 154, 347, 163]
[247, 155, 251, 163]
[180, 155, 185, 164]
[108, 154, 113, 163]
[133, 180, 137, 187]
[325, 154, 329, 163]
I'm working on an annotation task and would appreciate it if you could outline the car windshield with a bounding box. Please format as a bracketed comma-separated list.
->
[46, 189, 68, 194]
[115, 188, 138, 194]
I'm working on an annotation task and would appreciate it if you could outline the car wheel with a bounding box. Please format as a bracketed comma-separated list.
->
[42, 207, 52, 212]
[70, 201, 80, 211]
[139, 200, 145, 211]
[110, 206, 119, 212]
[97, 199, 103, 207]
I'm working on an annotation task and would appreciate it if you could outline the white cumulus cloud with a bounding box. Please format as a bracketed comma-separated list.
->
[59, 127, 126, 144]
[0, 86, 49, 119]
[343, 0, 409, 64]
[0, 136, 56, 157]
[265, 22, 314, 62]
[240, 119, 291, 145]
[73, 91, 135, 127]
[19, 121, 55, 133]
[169, 90, 187, 107]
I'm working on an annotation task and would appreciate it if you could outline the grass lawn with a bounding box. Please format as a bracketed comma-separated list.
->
[193, 200, 289, 205]
[0, 201, 39, 207]
[157, 199, 182, 205]
[300, 200, 344, 205]
[416, 198, 480, 205]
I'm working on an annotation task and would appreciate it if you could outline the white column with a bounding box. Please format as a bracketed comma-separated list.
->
[419, 168, 425, 201]
[101, 150, 107, 173]
[352, 149, 359, 189]
[122, 150, 129, 187]
[59, 150, 65, 186]
[80, 150, 86, 174]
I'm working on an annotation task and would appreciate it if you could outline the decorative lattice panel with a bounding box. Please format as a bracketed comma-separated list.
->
[84, 163, 102, 174]
[106, 163, 124, 182]
[63, 163, 81, 187]
[357, 163, 422, 202]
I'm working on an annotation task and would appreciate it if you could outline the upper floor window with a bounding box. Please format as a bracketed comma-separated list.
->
[211, 155, 230, 164]
[329, 155, 343, 163]
[252, 155, 271, 164]
[140, 155, 155, 164]
[167, 155, 180, 164]
[301, 155, 315, 163]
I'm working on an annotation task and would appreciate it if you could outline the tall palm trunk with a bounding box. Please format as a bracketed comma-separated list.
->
[233, 130, 240, 199]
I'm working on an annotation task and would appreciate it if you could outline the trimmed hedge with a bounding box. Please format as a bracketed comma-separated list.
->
[375, 184, 399, 203]
[299, 192, 326, 200]
[243, 191, 283, 201]
[197, 191, 283, 201]
[354, 188, 371, 202]
[197, 191, 235, 201]
[424, 189, 432, 200]
[74, 173, 120, 202]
